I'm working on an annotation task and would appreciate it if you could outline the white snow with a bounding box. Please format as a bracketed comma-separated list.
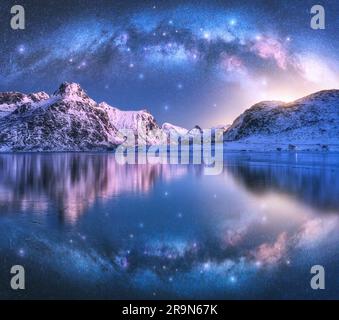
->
[223, 90, 339, 151]
[0, 83, 338, 152]
[161, 122, 188, 136]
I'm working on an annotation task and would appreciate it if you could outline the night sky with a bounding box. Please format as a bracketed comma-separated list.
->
[0, 0, 339, 128]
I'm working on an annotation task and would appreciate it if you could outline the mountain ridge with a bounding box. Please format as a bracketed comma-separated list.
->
[224, 89, 339, 150]
[0, 83, 338, 151]
[0, 82, 167, 151]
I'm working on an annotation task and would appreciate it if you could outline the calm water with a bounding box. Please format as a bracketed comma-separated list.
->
[0, 152, 338, 299]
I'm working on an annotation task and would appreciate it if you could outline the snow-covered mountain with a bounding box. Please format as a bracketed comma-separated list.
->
[0, 91, 50, 118]
[224, 90, 339, 150]
[0, 83, 184, 151]
[1, 83, 338, 152]
[161, 122, 188, 136]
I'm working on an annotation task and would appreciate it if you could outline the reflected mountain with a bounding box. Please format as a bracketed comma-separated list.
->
[0, 152, 339, 226]
[0, 153, 187, 224]
[223, 152, 339, 212]
[0, 152, 339, 299]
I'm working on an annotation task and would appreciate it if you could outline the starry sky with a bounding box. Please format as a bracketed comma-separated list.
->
[1, 0, 339, 128]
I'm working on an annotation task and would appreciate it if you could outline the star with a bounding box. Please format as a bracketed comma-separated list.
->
[77, 61, 87, 69]
[229, 19, 237, 26]
[255, 261, 262, 267]
[17, 45, 25, 54]
[138, 73, 144, 80]
[203, 262, 211, 270]
[177, 83, 183, 90]
[18, 248, 25, 257]
[164, 105, 169, 111]
[203, 32, 210, 40]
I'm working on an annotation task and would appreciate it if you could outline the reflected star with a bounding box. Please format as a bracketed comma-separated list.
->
[17, 45, 26, 54]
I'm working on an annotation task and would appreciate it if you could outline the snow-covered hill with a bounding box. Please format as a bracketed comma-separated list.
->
[224, 90, 339, 150]
[0, 83, 180, 151]
[161, 122, 188, 136]
[1, 83, 338, 152]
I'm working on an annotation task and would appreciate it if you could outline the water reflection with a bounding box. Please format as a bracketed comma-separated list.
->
[225, 152, 339, 211]
[0, 152, 338, 222]
[0, 153, 338, 298]
[0, 154, 187, 224]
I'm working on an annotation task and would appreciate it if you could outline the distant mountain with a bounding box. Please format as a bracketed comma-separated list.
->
[161, 122, 189, 136]
[224, 90, 339, 149]
[1, 84, 338, 152]
[0, 83, 185, 151]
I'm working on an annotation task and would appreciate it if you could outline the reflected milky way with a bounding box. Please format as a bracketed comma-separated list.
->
[0, 153, 339, 299]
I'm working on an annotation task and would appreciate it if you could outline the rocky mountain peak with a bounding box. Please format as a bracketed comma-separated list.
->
[224, 89, 339, 144]
[53, 82, 89, 100]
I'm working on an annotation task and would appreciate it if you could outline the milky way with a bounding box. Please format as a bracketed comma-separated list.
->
[0, 0, 339, 127]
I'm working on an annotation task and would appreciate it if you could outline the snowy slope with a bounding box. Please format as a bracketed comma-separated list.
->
[98, 102, 163, 145]
[161, 122, 188, 136]
[0, 82, 171, 151]
[0, 91, 50, 118]
[224, 90, 339, 150]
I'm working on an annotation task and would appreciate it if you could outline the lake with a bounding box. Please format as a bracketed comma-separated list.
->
[0, 152, 338, 299]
